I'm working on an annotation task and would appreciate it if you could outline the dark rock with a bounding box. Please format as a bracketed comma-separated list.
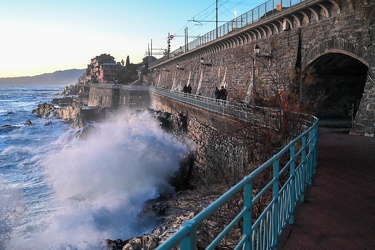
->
[32, 103, 55, 118]
[51, 97, 73, 107]
[74, 124, 97, 139]
[126, 235, 158, 250]
[147, 108, 173, 131]
[105, 239, 125, 250]
[44, 120, 52, 126]
[55, 105, 83, 128]
[4, 112, 14, 116]
[24, 119, 32, 125]
[107, 235, 159, 250]
[169, 152, 195, 191]
[60, 85, 79, 96]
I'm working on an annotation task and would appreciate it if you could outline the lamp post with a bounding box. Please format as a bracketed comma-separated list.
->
[252, 44, 260, 103]
[200, 57, 212, 67]
[252, 44, 271, 104]
[176, 64, 185, 70]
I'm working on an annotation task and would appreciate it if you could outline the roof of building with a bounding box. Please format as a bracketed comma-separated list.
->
[101, 62, 117, 66]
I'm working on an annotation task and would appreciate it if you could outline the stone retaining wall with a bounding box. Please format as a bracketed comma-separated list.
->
[151, 95, 259, 187]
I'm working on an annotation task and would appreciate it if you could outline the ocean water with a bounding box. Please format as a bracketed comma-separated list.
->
[0, 84, 192, 249]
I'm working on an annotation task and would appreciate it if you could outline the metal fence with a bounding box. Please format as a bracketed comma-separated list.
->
[89, 83, 149, 91]
[150, 86, 283, 130]
[150, 0, 310, 66]
[150, 86, 319, 249]
[178, 0, 308, 53]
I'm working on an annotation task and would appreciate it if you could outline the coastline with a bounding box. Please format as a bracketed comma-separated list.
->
[35, 85, 205, 250]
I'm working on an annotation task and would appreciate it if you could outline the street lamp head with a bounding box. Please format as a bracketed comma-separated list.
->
[254, 44, 260, 56]
[176, 64, 185, 70]
[200, 57, 213, 67]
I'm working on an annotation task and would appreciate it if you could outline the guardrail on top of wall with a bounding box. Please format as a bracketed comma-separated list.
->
[150, 0, 309, 68]
[150, 85, 319, 249]
[151, 86, 307, 131]
[89, 83, 149, 91]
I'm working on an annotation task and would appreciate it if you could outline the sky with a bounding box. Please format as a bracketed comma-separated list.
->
[0, 0, 266, 77]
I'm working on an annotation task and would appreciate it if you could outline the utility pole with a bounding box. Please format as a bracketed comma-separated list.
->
[167, 32, 171, 59]
[216, 0, 218, 38]
[185, 27, 188, 52]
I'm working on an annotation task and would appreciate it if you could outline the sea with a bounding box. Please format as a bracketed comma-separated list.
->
[0, 83, 192, 249]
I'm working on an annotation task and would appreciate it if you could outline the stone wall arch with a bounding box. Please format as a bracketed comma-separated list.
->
[308, 7, 319, 22]
[249, 30, 257, 41]
[284, 17, 294, 30]
[298, 10, 311, 25]
[229, 38, 236, 48]
[270, 22, 279, 34]
[328, 0, 341, 14]
[302, 38, 369, 69]
[291, 13, 303, 28]
[243, 32, 252, 43]
[264, 24, 273, 37]
[233, 37, 241, 47]
[241, 32, 249, 43]
[221, 40, 228, 50]
[317, 4, 329, 18]
[216, 42, 223, 52]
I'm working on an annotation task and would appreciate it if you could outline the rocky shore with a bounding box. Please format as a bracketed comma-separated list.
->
[31, 84, 105, 128]
[105, 185, 231, 250]
[31, 84, 229, 250]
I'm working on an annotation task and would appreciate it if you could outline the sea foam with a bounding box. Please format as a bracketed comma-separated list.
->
[5, 111, 193, 249]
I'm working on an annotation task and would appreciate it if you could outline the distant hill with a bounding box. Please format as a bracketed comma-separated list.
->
[0, 69, 85, 85]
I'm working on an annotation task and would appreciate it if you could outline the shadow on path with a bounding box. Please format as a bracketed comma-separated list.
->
[278, 127, 375, 249]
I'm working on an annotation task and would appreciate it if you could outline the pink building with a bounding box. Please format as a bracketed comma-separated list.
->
[98, 63, 121, 83]
[85, 54, 122, 83]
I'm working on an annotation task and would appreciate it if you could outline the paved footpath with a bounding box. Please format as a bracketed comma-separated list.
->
[278, 127, 375, 250]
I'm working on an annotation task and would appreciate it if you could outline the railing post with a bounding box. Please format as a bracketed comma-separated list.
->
[180, 221, 197, 250]
[312, 125, 319, 174]
[272, 160, 280, 248]
[264, 2, 267, 17]
[300, 135, 307, 202]
[307, 131, 313, 185]
[289, 145, 296, 225]
[243, 180, 253, 250]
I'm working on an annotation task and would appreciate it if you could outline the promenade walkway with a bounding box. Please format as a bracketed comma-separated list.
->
[278, 127, 375, 249]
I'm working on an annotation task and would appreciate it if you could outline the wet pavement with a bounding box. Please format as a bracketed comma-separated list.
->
[278, 127, 375, 249]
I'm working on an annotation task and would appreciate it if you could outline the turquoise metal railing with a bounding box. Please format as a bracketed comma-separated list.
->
[153, 88, 319, 249]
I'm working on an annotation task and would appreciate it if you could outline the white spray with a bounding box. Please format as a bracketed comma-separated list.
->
[5, 111, 193, 249]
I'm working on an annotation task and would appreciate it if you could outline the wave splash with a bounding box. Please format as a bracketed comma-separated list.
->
[4, 111, 193, 249]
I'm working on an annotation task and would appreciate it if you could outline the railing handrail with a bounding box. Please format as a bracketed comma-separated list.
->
[151, 86, 319, 249]
[150, 86, 284, 130]
[89, 83, 149, 91]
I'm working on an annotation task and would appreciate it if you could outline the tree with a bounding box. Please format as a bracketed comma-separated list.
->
[126, 55, 130, 68]
[116, 62, 140, 84]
